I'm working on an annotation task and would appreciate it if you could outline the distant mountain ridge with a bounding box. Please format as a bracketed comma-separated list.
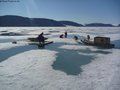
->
[0, 15, 64, 27]
[59, 21, 83, 26]
[85, 23, 114, 27]
[0, 15, 118, 27]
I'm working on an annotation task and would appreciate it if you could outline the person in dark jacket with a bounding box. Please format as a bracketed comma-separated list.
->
[65, 31, 67, 38]
[87, 35, 90, 40]
[74, 36, 78, 40]
[59, 34, 64, 38]
[37, 32, 45, 45]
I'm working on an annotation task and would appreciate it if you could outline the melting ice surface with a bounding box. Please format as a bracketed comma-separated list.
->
[46, 42, 112, 75]
[0, 39, 14, 43]
[0, 41, 95, 75]
[0, 27, 120, 90]
[52, 49, 94, 75]
[45, 43, 95, 75]
[0, 45, 38, 62]
[0, 41, 111, 75]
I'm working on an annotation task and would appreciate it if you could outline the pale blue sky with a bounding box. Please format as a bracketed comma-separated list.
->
[0, 0, 120, 24]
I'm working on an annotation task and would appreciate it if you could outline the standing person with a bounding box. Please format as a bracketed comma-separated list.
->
[65, 31, 67, 38]
[37, 32, 45, 46]
[87, 35, 90, 40]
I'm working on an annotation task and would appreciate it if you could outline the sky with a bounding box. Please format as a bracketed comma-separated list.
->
[0, 0, 120, 24]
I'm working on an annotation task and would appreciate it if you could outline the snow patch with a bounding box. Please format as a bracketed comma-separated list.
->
[59, 45, 98, 51]
[0, 43, 26, 50]
[49, 37, 77, 44]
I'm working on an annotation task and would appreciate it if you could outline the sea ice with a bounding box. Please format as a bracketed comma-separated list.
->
[0, 27, 120, 90]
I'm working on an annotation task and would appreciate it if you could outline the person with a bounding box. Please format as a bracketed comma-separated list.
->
[12, 41, 17, 44]
[37, 32, 45, 46]
[87, 35, 90, 40]
[74, 36, 78, 40]
[59, 34, 64, 38]
[64, 31, 67, 38]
